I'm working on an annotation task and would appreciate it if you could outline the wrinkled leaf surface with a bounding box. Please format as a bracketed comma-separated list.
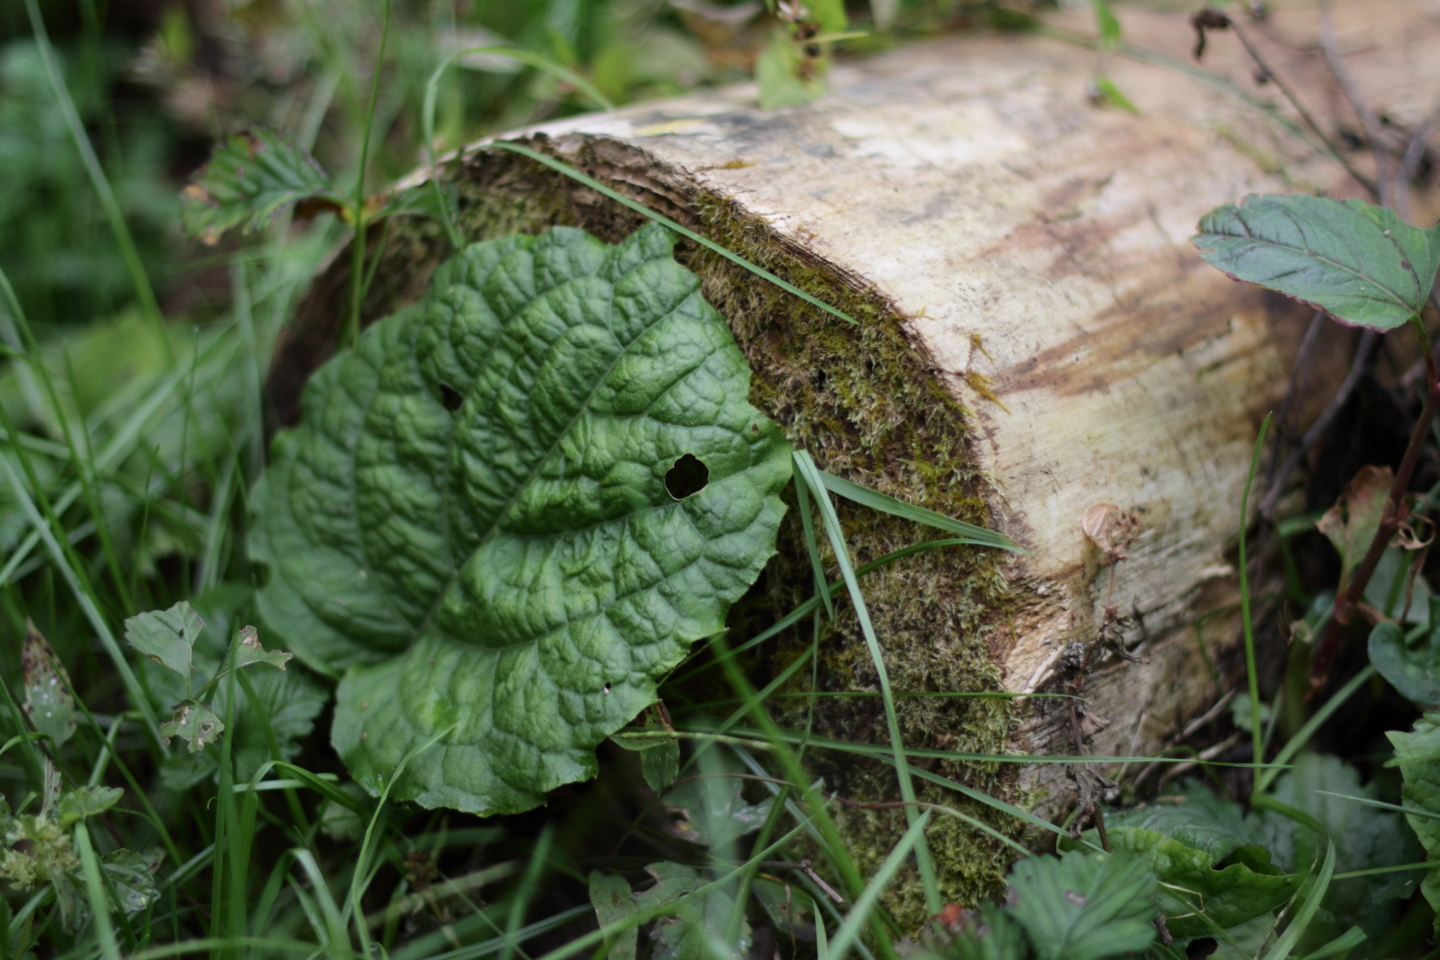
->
[1096, 789, 1298, 938]
[251, 225, 792, 814]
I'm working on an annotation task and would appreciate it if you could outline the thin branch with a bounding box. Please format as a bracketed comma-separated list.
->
[1259, 330, 1380, 518]
[1318, 2, 1392, 206]
[1227, 17, 1379, 198]
[1394, 103, 1440, 222]
[1311, 374, 1440, 687]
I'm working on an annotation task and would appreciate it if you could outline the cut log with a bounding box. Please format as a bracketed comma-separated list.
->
[269, 0, 1440, 916]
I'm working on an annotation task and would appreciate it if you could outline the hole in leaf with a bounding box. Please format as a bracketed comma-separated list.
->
[1185, 939, 1218, 960]
[439, 382, 463, 412]
[664, 454, 709, 500]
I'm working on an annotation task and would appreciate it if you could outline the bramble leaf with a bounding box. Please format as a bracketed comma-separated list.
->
[230, 625, 293, 672]
[1004, 851, 1157, 960]
[1315, 465, 1392, 595]
[1192, 194, 1440, 331]
[54, 786, 122, 829]
[100, 849, 160, 915]
[662, 776, 772, 848]
[180, 127, 347, 246]
[22, 621, 75, 747]
[250, 224, 792, 814]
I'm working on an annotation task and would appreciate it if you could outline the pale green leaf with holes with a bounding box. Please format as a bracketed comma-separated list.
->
[250, 224, 792, 814]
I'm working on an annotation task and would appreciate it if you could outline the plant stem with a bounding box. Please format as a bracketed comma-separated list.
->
[347, 0, 391, 349]
[1311, 322, 1440, 688]
[1240, 414, 1271, 771]
[1228, 18, 1379, 199]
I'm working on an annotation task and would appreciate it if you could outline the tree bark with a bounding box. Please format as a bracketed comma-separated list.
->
[270, 0, 1440, 915]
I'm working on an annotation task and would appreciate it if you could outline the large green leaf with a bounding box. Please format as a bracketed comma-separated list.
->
[1192, 194, 1440, 331]
[1005, 851, 1157, 960]
[250, 224, 792, 814]
[1096, 789, 1299, 939]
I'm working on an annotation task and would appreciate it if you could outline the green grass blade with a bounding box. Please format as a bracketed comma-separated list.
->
[21, 0, 172, 363]
[795, 471, 835, 620]
[906, 762, 1066, 844]
[347, 0, 391, 349]
[75, 824, 123, 960]
[815, 469, 1024, 552]
[1313, 791, 1440, 820]
[500, 825, 553, 960]
[1240, 414, 1271, 773]
[1298, 926, 1367, 960]
[1260, 841, 1336, 960]
[423, 46, 616, 246]
[792, 449, 941, 915]
[824, 812, 931, 960]
[0, 436, 163, 744]
[1256, 665, 1376, 794]
[710, 637, 904, 957]
[293, 850, 353, 960]
[490, 143, 860, 326]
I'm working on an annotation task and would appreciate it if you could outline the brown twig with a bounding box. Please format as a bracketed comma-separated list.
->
[1311, 371, 1440, 688]
[1223, 14, 1380, 197]
[1259, 330, 1380, 518]
[1318, 3, 1393, 206]
[1394, 104, 1440, 222]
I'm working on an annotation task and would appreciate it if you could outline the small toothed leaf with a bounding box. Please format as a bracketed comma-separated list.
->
[55, 785, 123, 829]
[180, 127, 347, 245]
[101, 849, 160, 915]
[1005, 850, 1158, 960]
[231, 625, 293, 671]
